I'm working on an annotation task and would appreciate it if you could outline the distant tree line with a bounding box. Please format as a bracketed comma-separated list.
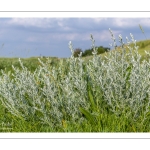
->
[73, 46, 110, 57]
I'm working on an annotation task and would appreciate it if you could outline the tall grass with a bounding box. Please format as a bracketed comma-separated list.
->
[0, 28, 150, 132]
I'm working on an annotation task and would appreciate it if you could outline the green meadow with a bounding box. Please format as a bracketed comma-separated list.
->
[0, 28, 150, 132]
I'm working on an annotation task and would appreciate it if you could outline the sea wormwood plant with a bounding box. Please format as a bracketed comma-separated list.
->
[0, 28, 150, 128]
[0, 47, 90, 127]
[80, 29, 150, 125]
[95, 29, 150, 123]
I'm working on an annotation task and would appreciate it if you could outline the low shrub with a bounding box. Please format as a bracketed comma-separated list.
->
[0, 28, 150, 131]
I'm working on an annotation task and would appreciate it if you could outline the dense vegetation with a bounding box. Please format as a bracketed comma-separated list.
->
[0, 29, 150, 132]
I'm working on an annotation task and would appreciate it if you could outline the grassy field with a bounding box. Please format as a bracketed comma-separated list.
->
[0, 39, 150, 70]
[0, 33, 150, 132]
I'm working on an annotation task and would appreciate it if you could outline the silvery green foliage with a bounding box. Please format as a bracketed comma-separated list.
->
[0, 47, 89, 126]
[87, 29, 150, 122]
[0, 28, 150, 126]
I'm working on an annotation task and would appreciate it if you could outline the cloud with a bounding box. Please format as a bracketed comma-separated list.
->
[7, 18, 73, 30]
[7, 18, 54, 28]
[111, 18, 150, 28]
[0, 17, 150, 58]
[92, 18, 108, 23]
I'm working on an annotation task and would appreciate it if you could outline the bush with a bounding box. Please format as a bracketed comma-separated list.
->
[82, 46, 109, 57]
[73, 48, 83, 57]
[82, 48, 92, 57]
[97, 46, 110, 54]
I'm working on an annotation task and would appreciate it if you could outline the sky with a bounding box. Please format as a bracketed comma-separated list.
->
[0, 18, 150, 58]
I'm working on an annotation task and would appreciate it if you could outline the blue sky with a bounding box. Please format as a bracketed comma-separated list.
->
[0, 18, 150, 58]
